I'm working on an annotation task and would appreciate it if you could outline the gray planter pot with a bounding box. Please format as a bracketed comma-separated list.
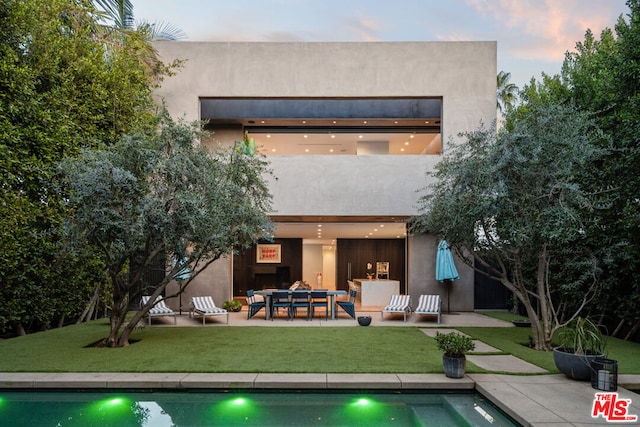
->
[553, 347, 603, 381]
[442, 355, 466, 378]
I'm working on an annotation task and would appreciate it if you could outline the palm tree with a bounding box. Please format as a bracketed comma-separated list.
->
[93, 0, 186, 40]
[91, 0, 185, 79]
[497, 71, 518, 115]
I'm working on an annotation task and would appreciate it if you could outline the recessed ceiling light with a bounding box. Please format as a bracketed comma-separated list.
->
[358, 135, 363, 139]
[404, 141, 409, 145]
[261, 120, 265, 124]
[305, 148, 309, 152]
[332, 120, 337, 124]
[329, 149, 334, 153]
[394, 121, 398, 124]
[267, 134, 271, 138]
[302, 120, 306, 124]
[331, 134, 336, 138]
[410, 135, 415, 139]
[271, 148, 276, 152]
[400, 148, 405, 152]
[380, 224, 385, 227]
[363, 120, 367, 124]
[304, 135, 308, 138]
[425, 121, 429, 124]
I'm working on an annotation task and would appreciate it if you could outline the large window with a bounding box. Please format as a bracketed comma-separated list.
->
[202, 97, 442, 156]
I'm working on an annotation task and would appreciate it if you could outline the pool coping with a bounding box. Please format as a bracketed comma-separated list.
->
[2, 372, 640, 426]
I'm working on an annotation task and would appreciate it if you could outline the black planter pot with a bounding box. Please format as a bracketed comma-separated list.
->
[511, 320, 531, 328]
[442, 355, 466, 378]
[553, 347, 603, 381]
[357, 316, 372, 326]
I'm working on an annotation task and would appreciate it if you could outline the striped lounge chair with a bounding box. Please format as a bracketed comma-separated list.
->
[190, 296, 229, 325]
[381, 294, 411, 322]
[414, 294, 441, 324]
[140, 295, 177, 325]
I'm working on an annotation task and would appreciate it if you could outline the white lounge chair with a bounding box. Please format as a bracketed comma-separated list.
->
[141, 295, 177, 325]
[190, 296, 229, 325]
[414, 294, 441, 324]
[381, 294, 411, 322]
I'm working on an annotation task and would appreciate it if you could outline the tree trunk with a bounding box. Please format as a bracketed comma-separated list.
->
[508, 246, 553, 351]
[535, 245, 554, 350]
[612, 319, 626, 337]
[117, 313, 143, 347]
[16, 323, 26, 336]
[624, 319, 640, 341]
[57, 314, 65, 329]
[77, 283, 102, 324]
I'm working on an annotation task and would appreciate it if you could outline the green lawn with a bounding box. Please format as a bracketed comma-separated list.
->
[0, 316, 638, 374]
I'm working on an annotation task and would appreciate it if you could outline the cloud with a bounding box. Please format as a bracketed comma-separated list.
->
[465, 0, 626, 61]
[343, 13, 383, 41]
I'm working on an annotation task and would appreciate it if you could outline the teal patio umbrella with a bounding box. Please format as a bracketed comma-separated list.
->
[173, 255, 191, 314]
[436, 239, 459, 313]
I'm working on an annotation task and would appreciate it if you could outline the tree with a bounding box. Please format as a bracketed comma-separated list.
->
[0, 0, 174, 335]
[60, 114, 273, 347]
[93, 0, 187, 40]
[412, 102, 607, 350]
[559, 0, 640, 339]
[92, 0, 186, 77]
[497, 71, 518, 115]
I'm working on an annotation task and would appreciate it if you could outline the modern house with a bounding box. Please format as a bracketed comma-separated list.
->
[153, 41, 500, 312]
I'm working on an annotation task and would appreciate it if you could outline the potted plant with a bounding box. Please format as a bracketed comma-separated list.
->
[553, 316, 606, 381]
[223, 299, 242, 312]
[434, 331, 475, 378]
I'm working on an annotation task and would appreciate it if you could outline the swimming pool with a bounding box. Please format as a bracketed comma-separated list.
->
[0, 390, 519, 426]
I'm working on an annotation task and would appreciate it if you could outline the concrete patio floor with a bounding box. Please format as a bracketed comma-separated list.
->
[2, 309, 639, 426]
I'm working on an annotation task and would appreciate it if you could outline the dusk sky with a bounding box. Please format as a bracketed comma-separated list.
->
[133, 0, 630, 89]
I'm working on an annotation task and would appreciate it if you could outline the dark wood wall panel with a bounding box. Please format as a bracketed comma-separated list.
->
[336, 239, 406, 293]
[233, 239, 302, 297]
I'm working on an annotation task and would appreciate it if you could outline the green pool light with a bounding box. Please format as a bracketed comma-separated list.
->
[213, 395, 261, 425]
[356, 397, 372, 406]
[87, 395, 136, 421]
[339, 396, 389, 424]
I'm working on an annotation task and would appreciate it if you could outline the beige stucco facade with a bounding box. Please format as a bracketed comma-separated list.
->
[154, 41, 496, 311]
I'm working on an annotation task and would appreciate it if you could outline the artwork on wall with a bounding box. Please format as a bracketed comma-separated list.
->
[256, 244, 281, 263]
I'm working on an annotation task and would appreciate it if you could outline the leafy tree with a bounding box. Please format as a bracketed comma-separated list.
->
[0, 0, 172, 335]
[559, 0, 640, 339]
[412, 102, 607, 350]
[60, 114, 273, 347]
[497, 70, 518, 115]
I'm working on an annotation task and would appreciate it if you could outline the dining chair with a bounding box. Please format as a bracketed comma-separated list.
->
[271, 290, 291, 320]
[246, 289, 266, 319]
[291, 290, 311, 320]
[336, 289, 358, 319]
[309, 290, 328, 320]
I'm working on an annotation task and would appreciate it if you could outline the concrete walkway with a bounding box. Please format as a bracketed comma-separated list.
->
[2, 310, 640, 426]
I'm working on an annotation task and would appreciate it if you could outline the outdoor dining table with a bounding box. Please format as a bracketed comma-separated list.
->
[254, 289, 347, 320]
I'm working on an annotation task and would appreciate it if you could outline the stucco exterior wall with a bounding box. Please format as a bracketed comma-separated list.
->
[152, 42, 496, 311]
[408, 234, 474, 313]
